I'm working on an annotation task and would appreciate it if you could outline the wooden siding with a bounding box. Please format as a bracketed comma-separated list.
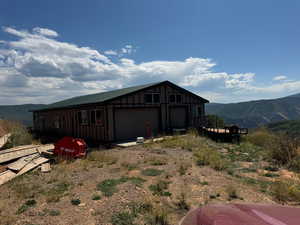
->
[34, 82, 207, 142]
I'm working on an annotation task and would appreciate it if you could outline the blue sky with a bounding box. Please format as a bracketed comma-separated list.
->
[0, 0, 300, 104]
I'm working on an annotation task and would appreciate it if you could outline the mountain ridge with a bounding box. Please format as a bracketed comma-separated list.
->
[206, 93, 300, 128]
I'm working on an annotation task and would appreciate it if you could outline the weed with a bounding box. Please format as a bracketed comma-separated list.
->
[92, 194, 101, 200]
[97, 177, 146, 197]
[45, 181, 71, 203]
[226, 185, 239, 200]
[175, 192, 190, 211]
[121, 162, 138, 171]
[142, 168, 164, 176]
[145, 207, 169, 225]
[194, 147, 228, 171]
[111, 211, 135, 225]
[178, 162, 190, 176]
[49, 209, 61, 216]
[148, 157, 167, 166]
[200, 181, 209, 185]
[149, 180, 171, 197]
[87, 151, 118, 166]
[271, 181, 300, 203]
[16, 199, 37, 214]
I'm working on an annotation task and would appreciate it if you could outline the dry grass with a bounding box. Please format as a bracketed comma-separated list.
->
[1, 133, 298, 225]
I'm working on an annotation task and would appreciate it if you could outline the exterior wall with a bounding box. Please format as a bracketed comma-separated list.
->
[106, 83, 206, 141]
[34, 82, 207, 142]
[34, 105, 107, 142]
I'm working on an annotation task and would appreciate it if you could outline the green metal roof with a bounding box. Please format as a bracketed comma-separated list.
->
[35, 82, 161, 111]
[34, 80, 209, 111]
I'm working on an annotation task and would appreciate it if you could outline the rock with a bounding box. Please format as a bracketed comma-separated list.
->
[78, 203, 86, 207]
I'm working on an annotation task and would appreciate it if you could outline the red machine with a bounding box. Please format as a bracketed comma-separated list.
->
[54, 137, 87, 159]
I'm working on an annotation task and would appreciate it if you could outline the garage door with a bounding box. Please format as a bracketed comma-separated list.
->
[115, 108, 160, 141]
[170, 107, 187, 129]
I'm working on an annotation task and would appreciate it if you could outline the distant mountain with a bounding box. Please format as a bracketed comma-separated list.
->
[0, 104, 45, 126]
[206, 93, 300, 128]
[267, 120, 300, 138]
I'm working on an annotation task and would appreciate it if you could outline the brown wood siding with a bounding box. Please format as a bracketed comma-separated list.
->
[34, 82, 207, 142]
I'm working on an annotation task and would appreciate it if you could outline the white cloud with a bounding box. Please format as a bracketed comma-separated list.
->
[32, 27, 58, 37]
[104, 50, 118, 55]
[273, 75, 287, 81]
[0, 27, 299, 104]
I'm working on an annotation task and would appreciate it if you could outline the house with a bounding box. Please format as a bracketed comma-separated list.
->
[33, 81, 209, 142]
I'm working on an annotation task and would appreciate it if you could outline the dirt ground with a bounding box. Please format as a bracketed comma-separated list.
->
[0, 136, 294, 225]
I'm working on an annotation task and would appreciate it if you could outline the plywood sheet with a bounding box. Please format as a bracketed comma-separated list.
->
[7, 153, 39, 171]
[0, 170, 16, 185]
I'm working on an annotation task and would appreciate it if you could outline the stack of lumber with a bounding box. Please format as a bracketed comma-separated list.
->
[0, 144, 54, 185]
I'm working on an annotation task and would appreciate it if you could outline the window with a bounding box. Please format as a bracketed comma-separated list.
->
[96, 110, 103, 126]
[169, 94, 175, 103]
[145, 94, 153, 103]
[90, 109, 104, 126]
[153, 93, 160, 103]
[176, 95, 182, 103]
[169, 94, 182, 103]
[144, 93, 160, 103]
[78, 110, 88, 125]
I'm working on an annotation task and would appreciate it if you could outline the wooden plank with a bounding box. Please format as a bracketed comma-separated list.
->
[0, 144, 53, 164]
[41, 163, 51, 173]
[17, 157, 49, 176]
[0, 148, 38, 164]
[0, 170, 17, 185]
[0, 144, 37, 154]
[7, 153, 40, 171]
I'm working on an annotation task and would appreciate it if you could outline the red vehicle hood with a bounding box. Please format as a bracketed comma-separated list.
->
[179, 204, 300, 225]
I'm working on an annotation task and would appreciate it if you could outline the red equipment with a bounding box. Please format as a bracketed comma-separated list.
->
[179, 204, 300, 225]
[54, 137, 87, 159]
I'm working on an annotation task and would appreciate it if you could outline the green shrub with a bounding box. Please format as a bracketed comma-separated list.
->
[194, 147, 228, 171]
[92, 194, 101, 200]
[3, 121, 32, 149]
[267, 134, 299, 166]
[97, 177, 146, 197]
[271, 181, 300, 202]
[141, 168, 164, 176]
[246, 128, 276, 149]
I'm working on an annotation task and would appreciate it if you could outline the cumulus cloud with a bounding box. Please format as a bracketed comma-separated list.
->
[0, 26, 300, 104]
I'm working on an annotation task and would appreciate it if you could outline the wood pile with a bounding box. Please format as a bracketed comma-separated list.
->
[0, 144, 54, 186]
